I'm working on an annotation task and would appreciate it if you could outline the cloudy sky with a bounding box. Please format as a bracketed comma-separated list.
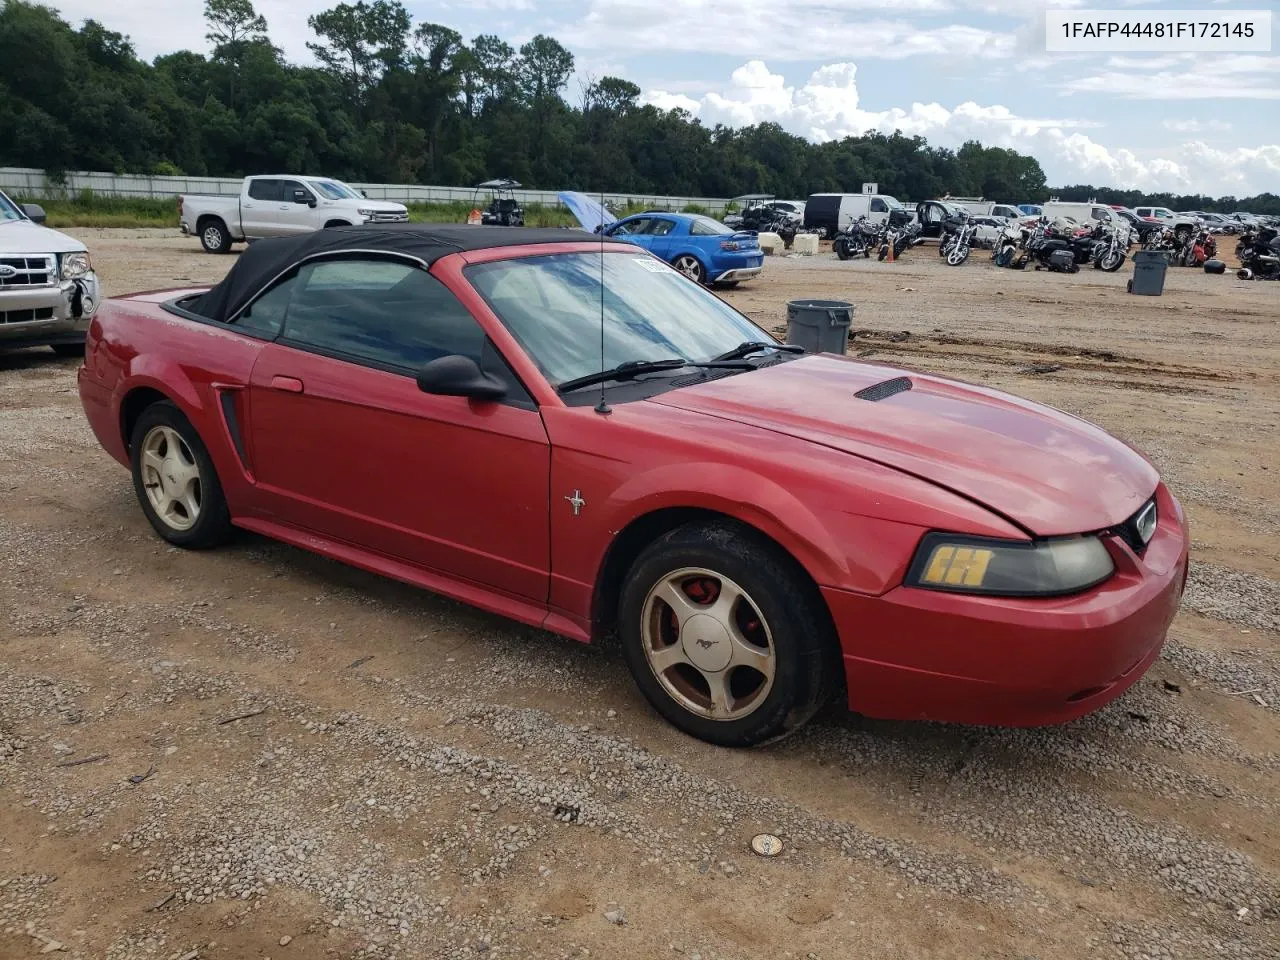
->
[48, 0, 1280, 196]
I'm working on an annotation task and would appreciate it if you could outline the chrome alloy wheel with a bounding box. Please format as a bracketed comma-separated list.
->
[139, 425, 202, 532]
[673, 255, 704, 282]
[640, 567, 776, 721]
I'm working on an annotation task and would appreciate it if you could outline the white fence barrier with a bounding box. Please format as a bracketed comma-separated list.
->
[0, 167, 733, 214]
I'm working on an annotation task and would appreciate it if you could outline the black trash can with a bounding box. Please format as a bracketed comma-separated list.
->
[1128, 250, 1168, 296]
[785, 299, 854, 354]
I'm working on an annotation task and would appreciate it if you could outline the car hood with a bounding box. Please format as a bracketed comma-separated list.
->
[358, 200, 407, 213]
[648, 354, 1158, 537]
[0, 219, 87, 255]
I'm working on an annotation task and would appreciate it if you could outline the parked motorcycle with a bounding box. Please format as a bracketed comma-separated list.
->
[1236, 226, 1280, 280]
[1065, 226, 1102, 267]
[1142, 226, 1180, 257]
[878, 218, 923, 261]
[1174, 228, 1217, 267]
[1090, 220, 1132, 272]
[938, 211, 977, 266]
[992, 219, 1026, 268]
[833, 215, 876, 260]
[1009, 219, 1080, 273]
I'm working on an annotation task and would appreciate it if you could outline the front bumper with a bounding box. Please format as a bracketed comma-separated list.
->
[826, 484, 1189, 727]
[0, 272, 101, 349]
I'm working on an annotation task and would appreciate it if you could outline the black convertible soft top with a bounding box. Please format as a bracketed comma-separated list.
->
[189, 223, 592, 324]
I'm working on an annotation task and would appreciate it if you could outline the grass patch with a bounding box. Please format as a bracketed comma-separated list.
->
[17, 190, 178, 228]
[18, 191, 698, 231]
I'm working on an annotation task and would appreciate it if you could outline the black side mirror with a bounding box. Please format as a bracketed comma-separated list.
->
[360, 190, 368, 198]
[416, 355, 506, 402]
[294, 190, 314, 206]
[22, 203, 46, 224]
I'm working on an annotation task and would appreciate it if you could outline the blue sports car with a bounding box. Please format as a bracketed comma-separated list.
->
[558, 193, 764, 286]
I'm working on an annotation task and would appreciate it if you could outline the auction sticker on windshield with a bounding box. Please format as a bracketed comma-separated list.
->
[1047, 9, 1270, 52]
[634, 258, 672, 273]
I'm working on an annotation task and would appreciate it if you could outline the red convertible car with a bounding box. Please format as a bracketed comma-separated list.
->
[78, 225, 1188, 747]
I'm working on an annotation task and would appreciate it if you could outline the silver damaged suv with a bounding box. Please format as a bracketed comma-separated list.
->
[0, 190, 101, 357]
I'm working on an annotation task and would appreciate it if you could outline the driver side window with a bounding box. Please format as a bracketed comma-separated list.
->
[614, 217, 650, 236]
[281, 180, 311, 204]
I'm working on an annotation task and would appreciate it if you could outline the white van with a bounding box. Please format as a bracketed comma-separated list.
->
[804, 193, 908, 238]
[944, 198, 1022, 220]
[1041, 200, 1122, 228]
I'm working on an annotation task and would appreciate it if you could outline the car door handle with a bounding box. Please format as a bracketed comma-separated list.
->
[269, 375, 304, 394]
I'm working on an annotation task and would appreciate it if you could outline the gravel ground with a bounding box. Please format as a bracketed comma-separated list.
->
[1, 229, 1277, 960]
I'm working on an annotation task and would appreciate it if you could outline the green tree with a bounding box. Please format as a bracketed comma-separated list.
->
[204, 0, 266, 50]
[306, 0, 410, 107]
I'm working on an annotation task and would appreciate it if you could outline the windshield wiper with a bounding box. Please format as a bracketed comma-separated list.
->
[558, 359, 689, 393]
[713, 340, 805, 362]
[558, 357, 759, 394]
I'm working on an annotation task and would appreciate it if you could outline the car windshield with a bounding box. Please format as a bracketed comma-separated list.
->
[0, 191, 23, 222]
[311, 180, 361, 200]
[882, 196, 905, 211]
[688, 214, 734, 235]
[467, 251, 771, 387]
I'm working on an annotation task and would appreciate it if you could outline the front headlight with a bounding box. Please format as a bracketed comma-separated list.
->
[61, 251, 91, 279]
[358, 208, 375, 218]
[906, 533, 1115, 597]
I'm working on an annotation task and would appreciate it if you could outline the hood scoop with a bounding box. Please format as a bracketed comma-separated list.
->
[855, 376, 913, 402]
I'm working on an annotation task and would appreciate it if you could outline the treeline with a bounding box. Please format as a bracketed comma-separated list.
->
[1052, 184, 1279, 216]
[1, 0, 1274, 214]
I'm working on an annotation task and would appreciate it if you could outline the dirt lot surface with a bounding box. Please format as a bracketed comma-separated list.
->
[2, 229, 1278, 960]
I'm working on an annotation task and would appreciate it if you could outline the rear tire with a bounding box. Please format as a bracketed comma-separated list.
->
[129, 401, 232, 549]
[672, 254, 706, 284]
[199, 218, 232, 254]
[618, 520, 838, 747]
[833, 237, 851, 261]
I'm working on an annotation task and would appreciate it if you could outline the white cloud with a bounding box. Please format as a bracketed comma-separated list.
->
[1070, 53, 1280, 99]
[560, 0, 1016, 60]
[1067, 70, 1280, 100]
[1161, 118, 1233, 133]
[1105, 55, 1188, 70]
[643, 60, 1280, 195]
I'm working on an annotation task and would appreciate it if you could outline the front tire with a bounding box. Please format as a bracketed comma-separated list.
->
[945, 244, 970, 266]
[1100, 250, 1125, 272]
[199, 218, 232, 254]
[129, 401, 232, 549]
[618, 521, 837, 747]
[833, 237, 852, 261]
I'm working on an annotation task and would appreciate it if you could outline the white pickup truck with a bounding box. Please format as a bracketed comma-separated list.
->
[179, 175, 409, 253]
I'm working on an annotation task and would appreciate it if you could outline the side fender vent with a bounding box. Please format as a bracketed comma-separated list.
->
[217, 390, 250, 470]
[855, 376, 913, 402]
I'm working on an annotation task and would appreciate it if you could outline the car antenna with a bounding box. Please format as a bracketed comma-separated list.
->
[594, 191, 612, 416]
